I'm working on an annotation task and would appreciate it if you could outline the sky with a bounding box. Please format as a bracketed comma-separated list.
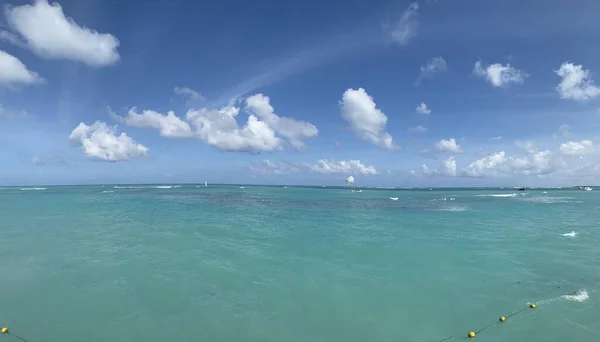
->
[1, 0, 600, 187]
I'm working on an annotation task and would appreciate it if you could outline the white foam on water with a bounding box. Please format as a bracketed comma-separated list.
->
[389, 197, 399, 201]
[114, 185, 174, 189]
[435, 205, 470, 212]
[562, 231, 577, 237]
[562, 290, 589, 302]
[521, 196, 578, 204]
[20, 187, 46, 191]
[476, 193, 516, 197]
[102, 190, 114, 193]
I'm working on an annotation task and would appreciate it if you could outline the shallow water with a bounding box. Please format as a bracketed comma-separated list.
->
[1, 185, 599, 342]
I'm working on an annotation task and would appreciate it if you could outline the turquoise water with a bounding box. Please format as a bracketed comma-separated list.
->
[1, 185, 599, 342]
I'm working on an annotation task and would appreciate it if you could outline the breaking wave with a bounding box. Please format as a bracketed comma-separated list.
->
[562, 290, 589, 302]
[476, 193, 516, 198]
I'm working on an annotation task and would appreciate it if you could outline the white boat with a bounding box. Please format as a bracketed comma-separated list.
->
[204, 181, 208, 187]
[583, 186, 593, 191]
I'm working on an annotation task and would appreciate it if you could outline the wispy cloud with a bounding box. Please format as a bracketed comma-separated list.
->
[211, 5, 418, 107]
[416, 57, 447, 85]
[211, 31, 376, 107]
[0, 105, 28, 119]
[383, 2, 419, 46]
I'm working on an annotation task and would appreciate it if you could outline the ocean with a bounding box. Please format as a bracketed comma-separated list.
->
[1, 185, 599, 342]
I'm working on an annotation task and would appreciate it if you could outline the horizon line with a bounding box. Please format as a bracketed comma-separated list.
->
[0, 182, 591, 189]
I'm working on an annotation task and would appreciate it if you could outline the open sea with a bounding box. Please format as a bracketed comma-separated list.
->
[1, 184, 599, 342]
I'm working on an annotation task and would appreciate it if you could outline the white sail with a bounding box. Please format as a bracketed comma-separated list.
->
[204, 181, 208, 187]
[345, 176, 355, 185]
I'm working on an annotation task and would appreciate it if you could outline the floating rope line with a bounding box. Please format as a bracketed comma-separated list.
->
[437, 303, 537, 341]
[1, 327, 30, 342]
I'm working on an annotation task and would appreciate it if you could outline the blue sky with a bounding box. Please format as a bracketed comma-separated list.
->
[1, 0, 600, 187]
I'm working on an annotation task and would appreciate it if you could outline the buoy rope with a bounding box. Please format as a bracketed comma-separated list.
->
[437, 302, 537, 341]
[1, 328, 29, 342]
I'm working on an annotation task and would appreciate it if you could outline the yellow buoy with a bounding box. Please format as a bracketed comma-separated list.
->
[530, 303, 536, 309]
[499, 316, 506, 322]
[468, 331, 476, 338]
[1, 327, 8, 334]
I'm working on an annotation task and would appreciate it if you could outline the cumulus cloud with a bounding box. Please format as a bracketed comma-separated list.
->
[383, 2, 419, 46]
[463, 152, 507, 177]
[186, 105, 281, 152]
[4, 0, 120, 66]
[415, 102, 431, 115]
[118, 108, 194, 138]
[555, 62, 600, 101]
[249, 159, 378, 176]
[0, 50, 44, 87]
[435, 138, 462, 154]
[417, 57, 447, 84]
[559, 140, 597, 156]
[115, 93, 318, 153]
[69, 121, 148, 161]
[339, 88, 397, 150]
[310, 159, 378, 175]
[473, 61, 527, 87]
[245, 94, 318, 150]
[416, 139, 600, 179]
[421, 156, 457, 177]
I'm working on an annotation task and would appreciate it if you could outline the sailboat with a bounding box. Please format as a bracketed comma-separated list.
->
[346, 176, 362, 192]
[204, 181, 208, 187]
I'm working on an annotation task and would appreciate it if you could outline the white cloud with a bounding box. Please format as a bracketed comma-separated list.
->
[555, 62, 600, 101]
[249, 159, 379, 176]
[186, 105, 281, 152]
[473, 61, 527, 87]
[435, 138, 462, 154]
[174, 87, 204, 101]
[410, 125, 427, 133]
[417, 57, 447, 83]
[69, 121, 148, 161]
[310, 159, 377, 175]
[416, 102, 431, 115]
[116, 93, 318, 153]
[490, 136, 502, 141]
[384, 2, 419, 46]
[245, 94, 318, 150]
[119, 108, 193, 138]
[421, 156, 457, 177]
[417, 140, 600, 179]
[339, 88, 397, 150]
[559, 140, 597, 156]
[4, 0, 120, 66]
[249, 160, 302, 175]
[0, 50, 44, 87]
[463, 152, 507, 177]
